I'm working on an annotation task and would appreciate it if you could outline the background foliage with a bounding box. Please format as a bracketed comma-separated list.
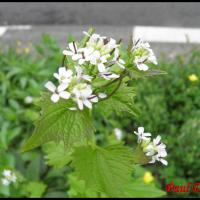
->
[0, 35, 199, 197]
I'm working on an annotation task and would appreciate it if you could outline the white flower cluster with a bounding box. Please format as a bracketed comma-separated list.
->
[45, 67, 106, 110]
[63, 32, 125, 79]
[1, 169, 17, 186]
[45, 31, 126, 110]
[134, 127, 168, 166]
[132, 39, 157, 71]
[45, 31, 158, 110]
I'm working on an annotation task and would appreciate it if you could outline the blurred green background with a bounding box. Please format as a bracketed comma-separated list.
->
[0, 34, 200, 197]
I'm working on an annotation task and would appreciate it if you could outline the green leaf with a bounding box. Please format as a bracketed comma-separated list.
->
[21, 93, 95, 152]
[26, 181, 47, 198]
[124, 180, 166, 198]
[67, 173, 100, 198]
[72, 144, 133, 197]
[43, 141, 72, 169]
[132, 145, 151, 165]
[96, 83, 138, 117]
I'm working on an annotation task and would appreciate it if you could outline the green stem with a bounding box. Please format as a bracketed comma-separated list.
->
[62, 55, 67, 67]
[98, 74, 123, 102]
[94, 69, 127, 93]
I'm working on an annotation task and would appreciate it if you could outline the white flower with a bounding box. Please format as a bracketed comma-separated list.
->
[83, 32, 106, 46]
[143, 135, 168, 166]
[24, 96, 33, 104]
[150, 154, 168, 166]
[45, 81, 71, 103]
[75, 66, 92, 82]
[89, 50, 108, 72]
[2, 170, 11, 177]
[53, 67, 73, 84]
[63, 42, 83, 62]
[134, 127, 151, 143]
[134, 127, 168, 166]
[105, 38, 119, 50]
[72, 83, 98, 110]
[78, 47, 94, 64]
[114, 128, 123, 140]
[132, 38, 157, 71]
[1, 169, 17, 186]
[134, 56, 149, 71]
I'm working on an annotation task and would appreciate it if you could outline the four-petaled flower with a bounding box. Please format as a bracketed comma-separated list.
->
[45, 81, 71, 103]
[53, 67, 73, 84]
[72, 83, 98, 110]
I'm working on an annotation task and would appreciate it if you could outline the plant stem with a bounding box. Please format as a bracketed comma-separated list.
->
[98, 75, 123, 102]
[94, 69, 127, 93]
[61, 55, 66, 67]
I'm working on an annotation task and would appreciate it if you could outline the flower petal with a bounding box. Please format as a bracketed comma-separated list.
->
[58, 67, 67, 75]
[77, 99, 84, 110]
[63, 50, 74, 56]
[53, 73, 60, 80]
[57, 83, 68, 92]
[68, 42, 76, 52]
[45, 81, 56, 93]
[154, 135, 161, 145]
[59, 91, 71, 99]
[138, 127, 144, 134]
[90, 96, 98, 103]
[160, 159, 168, 166]
[72, 54, 82, 61]
[83, 99, 92, 109]
[51, 93, 60, 103]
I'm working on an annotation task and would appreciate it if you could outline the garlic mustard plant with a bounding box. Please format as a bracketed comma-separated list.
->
[22, 28, 168, 198]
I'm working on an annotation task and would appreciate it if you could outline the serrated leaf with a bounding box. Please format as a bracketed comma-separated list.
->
[43, 141, 72, 169]
[96, 83, 138, 117]
[72, 144, 133, 197]
[22, 93, 95, 152]
[67, 173, 100, 198]
[124, 179, 166, 198]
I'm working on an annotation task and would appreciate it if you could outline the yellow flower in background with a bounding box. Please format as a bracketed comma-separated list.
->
[143, 171, 154, 184]
[24, 47, 30, 54]
[188, 74, 198, 82]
